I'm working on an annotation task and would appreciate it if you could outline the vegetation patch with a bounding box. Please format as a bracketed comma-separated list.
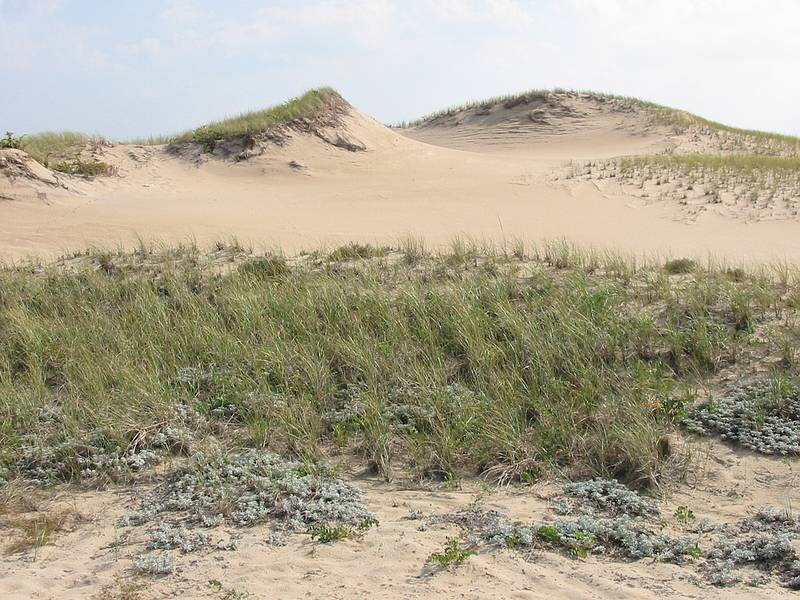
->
[427, 536, 477, 569]
[50, 158, 115, 177]
[428, 495, 800, 587]
[558, 478, 659, 516]
[8, 404, 197, 485]
[563, 154, 800, 222]
[120, 450, 375, 534]
[172, 88, 338, 152]
[13, 131, 108, 167]
[683, 378, 800, 455]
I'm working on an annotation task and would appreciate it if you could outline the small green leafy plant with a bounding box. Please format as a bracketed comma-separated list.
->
[427, 536, 477, 568]
[307, 524, 350, 543]
[536, 524, 561, 543]
[675, 506, 696, 527]
[1, 132, 23, 150]
[569, 531, 596, 558]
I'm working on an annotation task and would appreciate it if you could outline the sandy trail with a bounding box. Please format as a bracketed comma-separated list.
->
[2, 98, 799, 263]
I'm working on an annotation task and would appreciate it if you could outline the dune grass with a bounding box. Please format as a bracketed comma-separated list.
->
[13, 131, 108, 167]
[619, 154, 800, 173]
[5, 88, 337, 163]
[172, 87, 336, 150]
[1, 240, 797, 490]
[396, 89, 552, 127]
[399, 88, 800, 150]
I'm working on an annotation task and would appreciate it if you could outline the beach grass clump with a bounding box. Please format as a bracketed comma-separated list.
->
[49, 158, 114, 177]
[4, 510, 72, 554]
[16, 131, 108, 167]
[664, 258, 697, 275]
[174, 88, 336, 151]
[328, 243, 389, 262]
[683, 378, 800, 455]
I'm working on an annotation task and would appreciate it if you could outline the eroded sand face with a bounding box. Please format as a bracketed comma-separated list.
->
[2, 94, 799, 263]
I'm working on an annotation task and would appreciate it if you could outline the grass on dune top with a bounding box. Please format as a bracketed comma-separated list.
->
[1, 239, 798, 489]
[167, 87, 337, 148]
[14, 132, 108, 167]
[4, 88, 338, 159]
[399, 88, 800, 147]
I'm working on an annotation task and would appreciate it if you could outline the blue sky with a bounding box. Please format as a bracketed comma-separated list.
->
[2, 0, 798, 140]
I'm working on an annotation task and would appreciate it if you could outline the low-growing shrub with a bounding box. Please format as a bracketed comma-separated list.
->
[560, 478, 659, 516]
[121, 450, 376, 532]
[134, 552, 176, 575]
[683, 378, 800, 455]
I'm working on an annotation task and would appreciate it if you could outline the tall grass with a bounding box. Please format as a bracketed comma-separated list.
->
[1, 242, 796, 488]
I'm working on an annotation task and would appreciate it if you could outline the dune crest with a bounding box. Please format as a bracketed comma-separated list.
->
[1, 88, 800, 262]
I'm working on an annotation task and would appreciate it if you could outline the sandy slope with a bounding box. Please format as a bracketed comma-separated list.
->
[2, 94, 799, 263]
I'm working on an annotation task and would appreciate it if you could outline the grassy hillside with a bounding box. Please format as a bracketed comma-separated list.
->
[1, 240, 798, 489]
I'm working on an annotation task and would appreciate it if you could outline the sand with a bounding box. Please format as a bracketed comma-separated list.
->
[1, 436, 799, 600]
[2, 93, 799, 264]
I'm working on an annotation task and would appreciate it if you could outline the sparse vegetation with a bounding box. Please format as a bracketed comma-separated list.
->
[399, 88, 800, 153]
[563, 154, 800, 222]
[428, 496, 800, 587]
[5, 510, 71, 554]
[134, 552, 175, 576]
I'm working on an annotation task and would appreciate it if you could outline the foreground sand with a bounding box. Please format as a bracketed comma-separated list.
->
[2, 93, 799, 263]
[1, 435, 797, 600]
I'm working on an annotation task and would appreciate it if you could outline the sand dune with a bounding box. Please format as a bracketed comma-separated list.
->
[2, 91, 799, 263]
